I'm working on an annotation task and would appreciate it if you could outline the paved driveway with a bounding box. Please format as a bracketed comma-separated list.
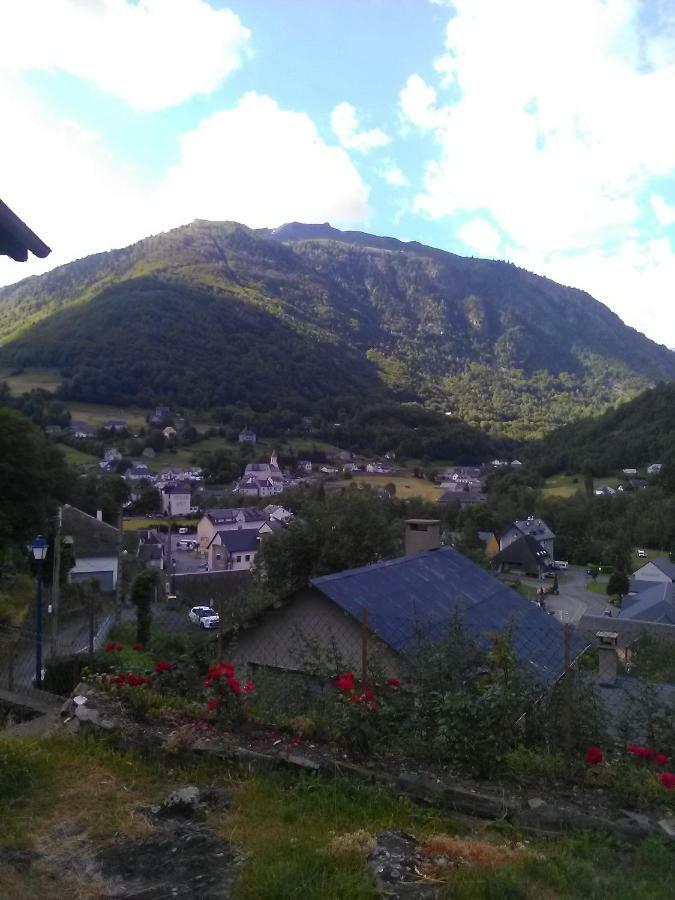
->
[518, 566, 611, 626]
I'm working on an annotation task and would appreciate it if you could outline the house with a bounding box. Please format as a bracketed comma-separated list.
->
[491, 459, 508, 468]
[594, 485, 617, 496]
[619, 583, 675, 626]
[142, 447, 156, 459]
[622, 468, 638, 477]
[69, 420, 96, 439]
[103, 419, 128, 432]
[124, 463, 152, 482]
[0, 197, 51, 261]
[227, 523, 587, 686]
[297, 460, 313, 474]
[207, 527, 261, 572]
[499, 517, 555, 560]
[320, 465, 339, 475]
[365, 462, 393, 475]
[149, 406, 172, 427]
[493, 535, 551, 577]
[103, 448, 122, 464]
[384, 450, 396, 461]
[510, 459, 523, 468]
[647, 463, 663, 476]
[631, 557, 675, 585]
[197, 507, 271, 553]
[62, 505, 119, 591]
[45, 424, 63, 436]
[238, 427, 257, 444]
[163, 426, 177, 440]
[138, 542, 165, 570]
[236, 451, 284, 497]
[263, 504, 294, 525]
[478, 531, 500, 559]
[159, 483, 192, 516]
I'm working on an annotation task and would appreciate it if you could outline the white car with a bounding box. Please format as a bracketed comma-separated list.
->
[637, 549, 647, 558]
[188, 606, 219, 629]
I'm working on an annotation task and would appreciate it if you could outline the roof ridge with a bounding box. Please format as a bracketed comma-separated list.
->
[311, 547, 450, 585]
[63, 504, 120, 533]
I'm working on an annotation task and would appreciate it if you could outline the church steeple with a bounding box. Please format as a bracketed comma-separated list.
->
[270, 449, 278, 469]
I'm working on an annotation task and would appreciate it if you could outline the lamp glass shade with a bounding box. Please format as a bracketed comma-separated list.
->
[32, 534, 49, 561]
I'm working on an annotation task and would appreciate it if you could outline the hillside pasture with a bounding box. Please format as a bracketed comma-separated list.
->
[66, 402, 149, 431]
[0, 366, 62, 394]
[351, 474, 443, 501]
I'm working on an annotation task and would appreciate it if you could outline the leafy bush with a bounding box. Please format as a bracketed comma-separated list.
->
[0, 739, 47, 804]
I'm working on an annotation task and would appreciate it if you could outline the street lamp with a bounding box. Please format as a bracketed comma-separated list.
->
[31, 534, 48, 688]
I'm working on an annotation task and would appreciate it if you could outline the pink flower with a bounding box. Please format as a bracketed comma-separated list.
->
[227, 677, 241, 696]
[659, 772, 675, 790]
[627, 743, 654, 759]
[290, 736, 302, 746]
[207, 698, 220, 711]
[386, 677, 401, 688]
[132, 642, 144, 651]
[243, 683, 255, 693]
[585, 746, 603, 766]
[656, 753, 668, 767]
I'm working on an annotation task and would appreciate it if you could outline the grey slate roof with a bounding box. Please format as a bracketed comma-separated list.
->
[512, 517, 555, 541]
[139, 544, 163, 562]
[311, 546, 587, 686]
[649, 557, 675, 580]
[493, 535, 550, 569]
[207, 507, 266, 524]
[588, 673, 675, 741]
[620, 583, 675, 625]
[218, 529, 260, 553]
[62, 505, 119, 559]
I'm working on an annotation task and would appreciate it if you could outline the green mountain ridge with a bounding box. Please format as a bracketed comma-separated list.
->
[0, 220, 673, 439]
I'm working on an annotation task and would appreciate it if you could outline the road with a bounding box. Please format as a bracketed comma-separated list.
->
[516, 565, 611, 625]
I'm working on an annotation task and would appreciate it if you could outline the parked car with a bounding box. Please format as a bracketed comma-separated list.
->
[188, 606, 219, 629]
[637, 549, 647, 558]
[553, 560, 569, 569]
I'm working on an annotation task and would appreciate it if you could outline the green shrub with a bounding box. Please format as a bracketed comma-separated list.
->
[504, 746, 570, 781]
[0, 739, 47, 804]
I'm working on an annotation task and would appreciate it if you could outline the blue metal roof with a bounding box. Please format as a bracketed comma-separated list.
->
[311, 547, 587, 686]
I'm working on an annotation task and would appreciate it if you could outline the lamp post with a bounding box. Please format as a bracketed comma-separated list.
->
[32, 534, 48, 688]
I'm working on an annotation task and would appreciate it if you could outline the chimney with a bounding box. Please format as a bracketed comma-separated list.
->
[404, 519, 441, 556]
[596, 631, 619, 686]
[96, 509, 103, 522]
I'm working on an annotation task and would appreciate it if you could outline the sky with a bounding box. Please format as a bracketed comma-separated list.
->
[1, 0, 675, 346]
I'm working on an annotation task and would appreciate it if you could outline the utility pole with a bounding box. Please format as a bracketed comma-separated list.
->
[114, 505, 124, 621]
[166, 496, 173, 597]
[50, 506, 62, 657]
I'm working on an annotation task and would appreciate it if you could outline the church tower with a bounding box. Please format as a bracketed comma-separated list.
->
[270, 449, 278, 469]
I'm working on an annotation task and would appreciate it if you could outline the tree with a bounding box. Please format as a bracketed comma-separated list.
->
[606, 570, 629, 600]
[130, 569, 157, 645]
[135, 485, 160, 515]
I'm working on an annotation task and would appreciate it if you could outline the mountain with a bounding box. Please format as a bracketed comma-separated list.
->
[525, 379, 675, 475]
[0, 220, 673, 439]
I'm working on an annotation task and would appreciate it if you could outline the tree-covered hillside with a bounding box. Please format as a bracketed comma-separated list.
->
[525, 379, 675, 475]
[1, 220, 673, 439]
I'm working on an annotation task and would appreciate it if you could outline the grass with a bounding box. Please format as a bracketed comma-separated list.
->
[1, 734, 675, 899]
[66, 402, 149, 431]
[352, 474, 443, 501]
[586, 581, 609, 595]
[632, 548, 665, 565]
[0, 367, 62, 394]
[541, 473, 622, 499]
[59, 444, 99, 466]
[122, 517, 198, 531]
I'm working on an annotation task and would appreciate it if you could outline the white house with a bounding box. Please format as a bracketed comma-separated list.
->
[160, 483, 192, 516]
[263, 504, 294, 524]
[236, 451, 284, 497]
[163, 426, 177, 440]
[647, 464, 663, 476]
[632, 558, 675, 585]
[238, 427, 257, 444]
[297, 460, 313, 473]
[62, 505, 119, 591]
[622, 468, 638, 476]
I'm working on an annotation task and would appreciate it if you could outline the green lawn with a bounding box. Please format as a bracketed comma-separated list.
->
[352, 474, 443, 501]
[66, 402, 149, 431]
[122, 516, 199, 532]
[0, 366, 62, 394]
[2, 734, 674, 899]
[542, 473, 622, 499]
[632, 547, 665, 567]
[59, 444, 99, 466]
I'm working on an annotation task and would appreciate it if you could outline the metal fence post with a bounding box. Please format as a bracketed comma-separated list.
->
[361, 607, 368, 687]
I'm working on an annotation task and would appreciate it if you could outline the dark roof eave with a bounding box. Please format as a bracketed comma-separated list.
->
[0, 199, 51, 261]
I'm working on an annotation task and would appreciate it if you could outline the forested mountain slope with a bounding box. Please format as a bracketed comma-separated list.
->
[1, 220, 673, 438]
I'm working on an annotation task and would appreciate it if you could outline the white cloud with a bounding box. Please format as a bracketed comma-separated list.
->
[383, 167, 408, 187]
[650, 194, 675, 226]
[3, 0, 251, 111]
[457, 218, 502, 256]
[161, 93, 370, 228]
[401, 0, 675, 344]
[330, 102, 390, 152]
[0, 88, 371, 288]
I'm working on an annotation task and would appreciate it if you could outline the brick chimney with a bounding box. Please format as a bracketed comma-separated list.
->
[404, 519, 441, 556]
[596, 631, 619, 686]
[96, 509, 103, 522]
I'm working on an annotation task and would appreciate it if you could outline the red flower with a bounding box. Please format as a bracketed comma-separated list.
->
[204, 676, 213, 688]
[627, 743, 654, 758]
[115, 643, 124, 652]
[290, 736, 302, 746]
[347, 694, 360, 703]
[386, 677, 401, 688]
[104, 641, 116, 652]
[132, 642, 144, 651]
[227, 677, 242, 696]
[585, 746, 603, 766]
[155, 660, 173, 673]
[656, 753, 668, 767]
[207, 698, 220, 711]
[243, 682, 255, 693]
[336, 672, 355, 691]
[659, 772, 675, 790]
[361, 688, 377, 702]
[207, 663, 235, 679]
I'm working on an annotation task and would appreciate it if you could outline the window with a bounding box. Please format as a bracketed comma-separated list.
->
[216, 553, 221, 560]
[245, 554, 250, 562]
[236, 555, 242, 562]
